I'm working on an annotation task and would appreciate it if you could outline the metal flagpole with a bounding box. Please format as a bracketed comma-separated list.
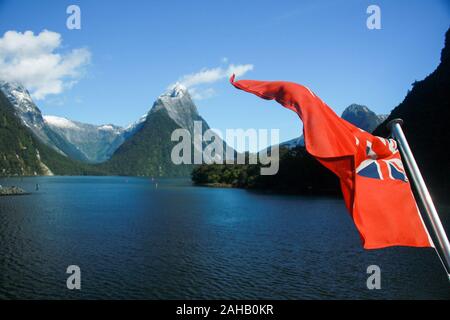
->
[388, 118, 450, 280]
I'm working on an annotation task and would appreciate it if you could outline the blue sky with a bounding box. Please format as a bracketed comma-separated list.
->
[0, 0, 449, 149]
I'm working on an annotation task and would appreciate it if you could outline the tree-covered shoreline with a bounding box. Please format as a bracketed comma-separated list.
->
[191, 147, 341, 195]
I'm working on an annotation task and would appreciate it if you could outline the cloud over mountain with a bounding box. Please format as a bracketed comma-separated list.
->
[0, 30, 91, 100]
[171, 63, 254, 100]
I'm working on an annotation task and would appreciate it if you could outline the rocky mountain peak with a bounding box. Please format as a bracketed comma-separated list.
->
[151, 84, 200, 132]
[341, 104, 384, 132]
[161, 83, 188, 99]
[0, 80, 40, 118]
[0, 80, 54, 147]
[343, 104, 371, 114]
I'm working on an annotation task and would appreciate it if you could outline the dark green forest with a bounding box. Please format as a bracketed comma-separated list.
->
[191, 147, 340, 195]
[98, 109, 194, 177]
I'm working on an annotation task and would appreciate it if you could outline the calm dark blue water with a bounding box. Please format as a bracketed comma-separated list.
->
[0, 176, 449, 299]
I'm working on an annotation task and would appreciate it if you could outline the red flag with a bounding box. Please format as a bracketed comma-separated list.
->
[230, 75, 432, 249]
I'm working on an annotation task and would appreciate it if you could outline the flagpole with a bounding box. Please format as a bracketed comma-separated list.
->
[388, 118, 450, 280]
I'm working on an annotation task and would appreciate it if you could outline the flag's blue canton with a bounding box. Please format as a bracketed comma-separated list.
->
[388, 162, 408, 182]
[356, 139, 408, 182]
[358, 162, 380, 179]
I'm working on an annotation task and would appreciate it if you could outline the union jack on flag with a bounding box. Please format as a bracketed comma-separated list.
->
[356, 137, 408, 183]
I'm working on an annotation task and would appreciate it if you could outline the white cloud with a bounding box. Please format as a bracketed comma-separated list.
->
[176, 64, 254, 88]
[189, 87, 216, 100]
[171, 63, 254, 100]
[0, 30, 91, 100]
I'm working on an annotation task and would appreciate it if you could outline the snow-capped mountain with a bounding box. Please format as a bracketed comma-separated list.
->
[103, 84, 228, 176]
[0, 80, 148, 163]
[0, 80, 97, 162]
[0, 81, 130, 162]
[0, 81, 56, 147]
[154, 83, 231, 162]
[150, 83, 200, 133]
[0, 81, 104, 162]
[279, 104, 388, 149]
[0, 88, 101, 176]
[44, 116, 127, 163]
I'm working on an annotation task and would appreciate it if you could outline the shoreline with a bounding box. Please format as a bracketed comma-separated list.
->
[0, 186, 30, 196]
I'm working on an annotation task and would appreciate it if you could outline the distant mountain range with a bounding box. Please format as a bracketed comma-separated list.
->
[0, 89, 99, 176]
[43, 116, 134, 163]
[0, 81, 225, 177]
[0, 83, 419, 179]
[0, 81, 146, 163]
[280, 103, 387, 149]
